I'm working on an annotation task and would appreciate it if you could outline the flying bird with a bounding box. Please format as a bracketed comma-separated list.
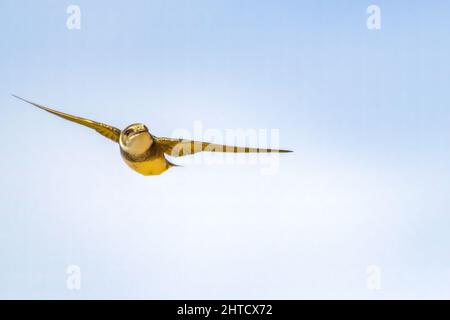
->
[13, 95, 292, 175]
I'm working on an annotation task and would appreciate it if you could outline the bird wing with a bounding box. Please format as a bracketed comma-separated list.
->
[154, 136, 292, 157]
[13, 95, 121, 143]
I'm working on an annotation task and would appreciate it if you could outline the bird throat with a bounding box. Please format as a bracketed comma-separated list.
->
[120, 145, 155, 162]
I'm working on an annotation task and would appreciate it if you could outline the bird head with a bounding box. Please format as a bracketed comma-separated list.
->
[119, 123, 153, 155]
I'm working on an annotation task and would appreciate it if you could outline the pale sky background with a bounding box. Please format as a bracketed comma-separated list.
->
[1, 0, 450, 299]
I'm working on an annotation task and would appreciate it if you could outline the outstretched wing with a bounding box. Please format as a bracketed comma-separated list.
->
[13, 95, 121, 143]
[154, 136, 292, 157]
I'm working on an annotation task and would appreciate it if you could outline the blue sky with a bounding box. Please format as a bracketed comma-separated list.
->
[1, 0, 450, 298]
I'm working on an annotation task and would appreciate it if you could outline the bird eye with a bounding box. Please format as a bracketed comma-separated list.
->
[125, 129, 132, 135]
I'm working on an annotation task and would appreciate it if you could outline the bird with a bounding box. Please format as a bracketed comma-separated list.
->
[12, 95, 292, 175]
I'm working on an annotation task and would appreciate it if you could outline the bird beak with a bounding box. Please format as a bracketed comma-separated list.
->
[129, 128, 147, 137]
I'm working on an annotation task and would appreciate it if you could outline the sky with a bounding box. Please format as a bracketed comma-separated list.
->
[1, 0, 450, 299]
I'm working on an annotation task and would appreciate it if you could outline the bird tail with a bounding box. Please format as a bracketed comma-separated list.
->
[166, 158, 181, 168]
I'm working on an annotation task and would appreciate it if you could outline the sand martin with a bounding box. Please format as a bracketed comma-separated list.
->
[13, 95, 291, 175]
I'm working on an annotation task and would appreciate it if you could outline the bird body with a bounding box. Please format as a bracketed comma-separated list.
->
[120, 138, 173, 176]
[122, 154, 172, 176]
[13, 95, 292, 176]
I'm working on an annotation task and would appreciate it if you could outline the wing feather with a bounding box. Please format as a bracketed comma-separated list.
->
[155, 136, 292, 157]
[13, 95, 121, 143]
